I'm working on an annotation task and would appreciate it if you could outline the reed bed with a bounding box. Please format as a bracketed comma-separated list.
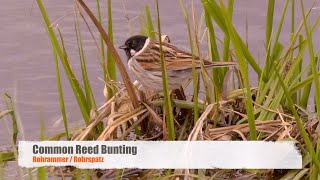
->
[1, 0, 320, 179]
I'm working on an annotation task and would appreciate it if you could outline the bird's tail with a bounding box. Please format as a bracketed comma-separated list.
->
[211, 61, 237, 66]
[204, 61, 238, 68]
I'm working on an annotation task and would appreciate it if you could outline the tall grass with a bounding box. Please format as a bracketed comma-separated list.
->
[76, 0, 139, 109]
[74, 9, 97, 111]
[0, 95, 17, 164]
[106, 0, 117, 99]
[202, 0, 257, 139]
[3, 93, 18, 147]
[0, 93, 19, 177]
[36, 0, 90, 125]
[96, 0, 116, 101]
[178, 0, 200, 123]
[156, 0, 175, 140]
[199, 0, 320, 176]
[2, 0, 320, 179]
[52, 47, 69, 139]
[300, 0, 320, 177]
[143, 5, 156, 39]
[74, 3, 101, 132]
[265, 0, 275, 49]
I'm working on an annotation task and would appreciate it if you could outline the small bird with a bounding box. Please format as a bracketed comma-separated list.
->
[119, 35, 236, 92]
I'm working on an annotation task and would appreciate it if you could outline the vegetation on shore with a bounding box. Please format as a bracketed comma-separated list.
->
[1, 0, 320, 179]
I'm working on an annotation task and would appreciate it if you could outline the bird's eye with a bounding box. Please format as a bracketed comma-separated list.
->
[131, 41, 136, 47]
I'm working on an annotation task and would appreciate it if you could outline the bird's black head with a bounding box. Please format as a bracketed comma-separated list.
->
[119, 35, 148, 60]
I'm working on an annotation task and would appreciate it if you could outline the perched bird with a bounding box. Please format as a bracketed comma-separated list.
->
[119, 35, 236, 92]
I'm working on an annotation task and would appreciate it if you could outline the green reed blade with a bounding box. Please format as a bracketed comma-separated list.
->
[36, 0, 90, 123]
[300, 0, 320, 115]
[178, 0, 199, 122]
[255, 5, 316, 120]
[53, 49, 69, 140]
[3, 93, 18, 147]
[255, 4, 314, 115]
[77, 0, 140, 109]
[96, 0, 105, 79]
[265, 0, 289, 78]
[204, 10, 222, 98]
[257, 38, 306, 121]
[202, 0, 263, 81]
[204, 11, 220, 62]
[145, 5, 156, 39]
[57, 28, 91, 124]
[0, 110, 12, 120]
[156, 0, 175, 140]
[290, 71, 320, 94]
[0, 152, 15, 162]
[300, 0, 320, 176]
[297, 35, 304, 103]
[271, 57, 320, 171]
[222, 0, 233, 61]
[37, 165, 47, 178]
[75, 8, 97, 110]
[265, 0, 275, 47]
[107, 0, 117, 99]
[218, 0, 257, 139]
[37, 118, 47, 180]
[291, 0, 295, 33]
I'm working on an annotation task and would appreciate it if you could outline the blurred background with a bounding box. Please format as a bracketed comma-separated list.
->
[0, 0, 319, 146]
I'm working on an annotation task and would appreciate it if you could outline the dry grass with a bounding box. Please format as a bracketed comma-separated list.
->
[10, 0, 318, 179]
[46, 80, 318, 179]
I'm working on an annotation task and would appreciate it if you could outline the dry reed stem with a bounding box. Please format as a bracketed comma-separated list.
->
[72, 96, 115, 140]
[188, 103, 216, 141]
[231, 129, 247, 140]
[252, 101, 295, 119]
[76, 0, 139, 108]
[276, 109, 292, 140]
[142, 102, 163, 126]
[73, 83, 138, 140]
[208, 120, 289, 136]
[180, 103, 216, 179]
[97, 106, 146, 140]
[121, 112, 150, 140]
[264, 126, 287, 141]
[73, 104, 111, 141]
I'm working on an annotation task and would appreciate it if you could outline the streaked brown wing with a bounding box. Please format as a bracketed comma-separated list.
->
[140, 41, 200, 71]
[135, 40, 236, 71]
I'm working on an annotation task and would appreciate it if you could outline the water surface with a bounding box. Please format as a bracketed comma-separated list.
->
[0, 0, 319, 147]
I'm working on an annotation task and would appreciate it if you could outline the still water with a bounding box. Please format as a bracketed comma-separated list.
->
[0, 0, 319, 147]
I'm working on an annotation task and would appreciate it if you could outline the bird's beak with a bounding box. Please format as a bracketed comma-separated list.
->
[119, 44, 128, 49]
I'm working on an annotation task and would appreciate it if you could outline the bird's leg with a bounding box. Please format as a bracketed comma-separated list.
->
[169, 90, 176, 108]
[174, 86, 186, 101]
[139, 90, 147, 103]
[147, 93, 160, 102]
[172, 87, 189, 120]
[144, 88, 160, 104]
